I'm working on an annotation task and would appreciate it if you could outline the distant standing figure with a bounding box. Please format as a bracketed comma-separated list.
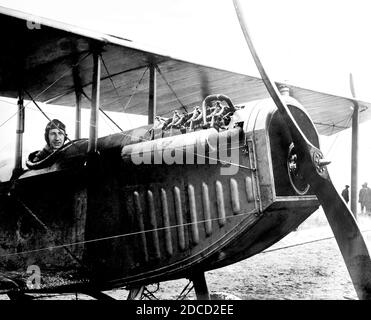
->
[359, 182, 369, 214]
[341, 185, 349, 204]
[366, 185, 371, 215]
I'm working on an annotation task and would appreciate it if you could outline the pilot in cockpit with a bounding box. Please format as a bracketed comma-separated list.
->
[28, 119, 67, 163]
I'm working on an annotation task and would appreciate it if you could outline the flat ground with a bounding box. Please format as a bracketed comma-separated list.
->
[143, 211, 371, 300]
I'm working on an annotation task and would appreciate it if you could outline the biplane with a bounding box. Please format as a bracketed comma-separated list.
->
[1, 1, 371, 300]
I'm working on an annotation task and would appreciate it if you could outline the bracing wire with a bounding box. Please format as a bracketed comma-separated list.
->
[176, 280, 194, 300]
[100, 66, 149, 114]
[324, 113, 353, 157]
[80, 89, 123, 132]
[100, 54, 133, 129]
[100, 54, 150, 129]
[155, 64, 188, 113]
[0, 206, 258, 258]
[24, 90, 74, 144]
[263, 229, 371, 254]
[99, 109, 117, 134]
[0, 52, 91, 130]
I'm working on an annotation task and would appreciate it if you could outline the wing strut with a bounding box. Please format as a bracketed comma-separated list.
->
[148, 63, 157, 124]
[72, 63, 82, 140]
[12, 89, 24, 178]
[350, 73, 359, 218]
[233, 0, 371, 299]
[88, 50, 101, 154]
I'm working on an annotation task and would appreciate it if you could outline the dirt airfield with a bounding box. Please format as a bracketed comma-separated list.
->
[149, 211, 371, 300]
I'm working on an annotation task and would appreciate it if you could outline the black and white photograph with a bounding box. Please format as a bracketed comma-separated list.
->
[0, 0, 371, 305]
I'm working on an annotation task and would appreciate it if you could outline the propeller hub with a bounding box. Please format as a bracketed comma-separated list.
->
[312, 151, 330, 174]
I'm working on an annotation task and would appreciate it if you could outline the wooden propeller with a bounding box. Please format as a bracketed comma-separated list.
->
[233, 0, 371, 299]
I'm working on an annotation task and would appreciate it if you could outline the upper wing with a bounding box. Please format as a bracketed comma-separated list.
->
[0, 6, 370, 136]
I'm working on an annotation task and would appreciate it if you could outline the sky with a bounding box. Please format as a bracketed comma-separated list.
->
[0, 0, 370, 194]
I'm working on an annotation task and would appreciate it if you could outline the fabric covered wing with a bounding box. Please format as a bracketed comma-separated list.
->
[0, 6, 370, 136]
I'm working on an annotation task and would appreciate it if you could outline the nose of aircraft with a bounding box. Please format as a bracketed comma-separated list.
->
[233, 0, 371, 299]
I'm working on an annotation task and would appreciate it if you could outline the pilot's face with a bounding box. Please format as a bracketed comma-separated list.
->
[48, 128, 65, 151]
